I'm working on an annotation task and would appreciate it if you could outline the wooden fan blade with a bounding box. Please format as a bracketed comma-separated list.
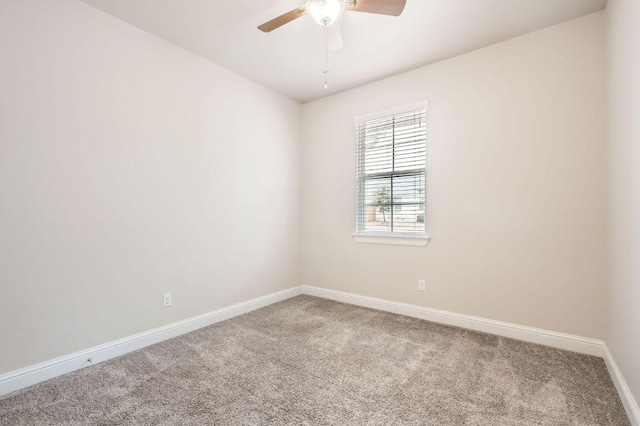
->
[346, 0, 406, 16]
[258, 6, 306, 32]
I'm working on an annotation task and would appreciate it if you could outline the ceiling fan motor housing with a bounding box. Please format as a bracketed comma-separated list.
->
[306, 0, 346, 27]
[257, 0, 405, 33]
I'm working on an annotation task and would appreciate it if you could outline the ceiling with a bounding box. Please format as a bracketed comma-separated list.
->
[79, 0, 606, 103]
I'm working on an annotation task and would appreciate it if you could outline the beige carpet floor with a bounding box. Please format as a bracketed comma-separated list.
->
[0, 295, 630, 425]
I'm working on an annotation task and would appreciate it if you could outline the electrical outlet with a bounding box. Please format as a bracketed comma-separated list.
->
[418, 280, 426, 292]
[163, 293, 172, 307]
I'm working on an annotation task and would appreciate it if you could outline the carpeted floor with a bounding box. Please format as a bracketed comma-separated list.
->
[0, 295, 630, 425]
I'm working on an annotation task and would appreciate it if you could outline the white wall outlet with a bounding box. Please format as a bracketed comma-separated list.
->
[163, 293, 172, 307]
[418, 280, 426, 292]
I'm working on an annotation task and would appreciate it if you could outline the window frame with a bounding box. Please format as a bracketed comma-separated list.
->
[352, 101, 430, 247]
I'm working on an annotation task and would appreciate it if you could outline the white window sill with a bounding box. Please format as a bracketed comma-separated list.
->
[352, 232, 430, 247]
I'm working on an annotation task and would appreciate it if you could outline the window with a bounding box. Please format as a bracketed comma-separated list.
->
[353, 102, 429, 246]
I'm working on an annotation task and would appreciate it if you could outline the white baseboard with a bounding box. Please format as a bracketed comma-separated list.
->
[0, 286, 302, 397]
[301, 285, 604, 356]
[603, 345, 640, 426]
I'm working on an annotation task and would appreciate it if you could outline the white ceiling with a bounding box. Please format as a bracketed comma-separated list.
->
[79, 0, 606, 103]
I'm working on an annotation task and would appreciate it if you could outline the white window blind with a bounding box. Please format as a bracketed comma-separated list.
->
[355, 104, 427, 236]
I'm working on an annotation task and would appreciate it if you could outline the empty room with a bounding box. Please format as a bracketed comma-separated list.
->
[0, 0, 638, 424]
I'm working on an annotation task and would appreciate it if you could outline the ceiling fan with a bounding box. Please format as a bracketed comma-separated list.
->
[258, 0, 406, 89]
[258, 0, 407, 34]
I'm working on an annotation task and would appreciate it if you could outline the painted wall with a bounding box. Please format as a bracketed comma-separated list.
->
[606, 0, 640, 407]
[0, 0, 301, 374]
[302, 13, 607, 339]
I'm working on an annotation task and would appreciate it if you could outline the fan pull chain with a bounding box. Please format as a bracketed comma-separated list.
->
[323, 25, 329, 90]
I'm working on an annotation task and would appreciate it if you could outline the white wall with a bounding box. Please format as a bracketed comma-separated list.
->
[0, 0, 301, 375]
[302, 13, 607, 339]
[606, 0, 640, 407]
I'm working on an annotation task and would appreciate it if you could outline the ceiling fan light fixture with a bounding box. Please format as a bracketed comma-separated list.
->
[305, 0, 345, 27]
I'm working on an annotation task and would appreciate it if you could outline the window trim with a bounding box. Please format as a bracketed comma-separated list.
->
[352, 232, 430, 247]
[353, 101, 429, 246]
